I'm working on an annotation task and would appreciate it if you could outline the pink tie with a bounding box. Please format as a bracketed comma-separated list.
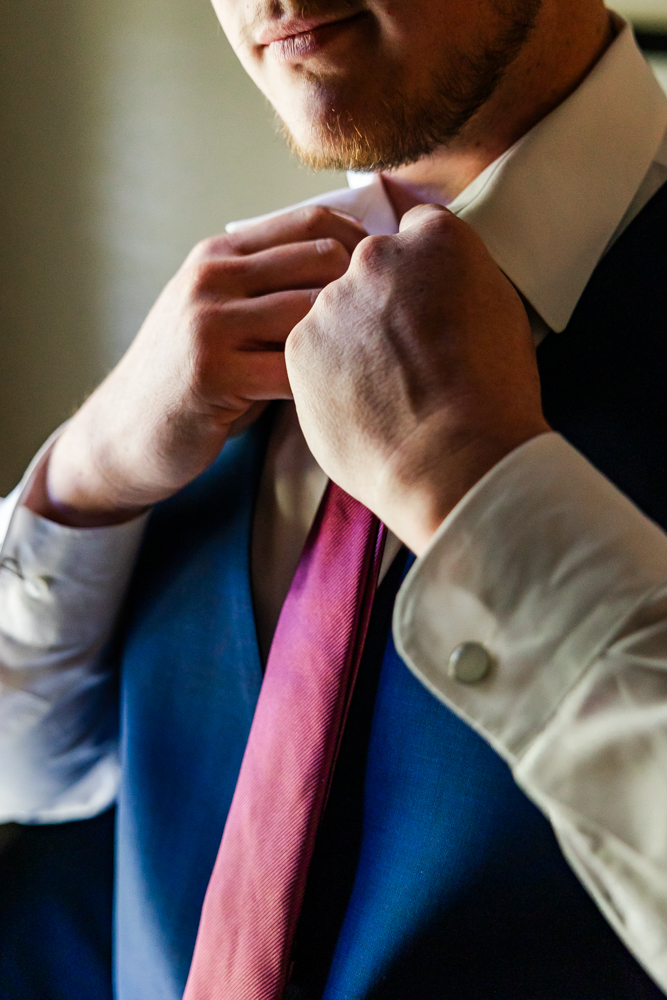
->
[183, 481, 386, 1000]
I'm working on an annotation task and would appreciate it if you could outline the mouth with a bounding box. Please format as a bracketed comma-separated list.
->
[256, 12, 366, 62]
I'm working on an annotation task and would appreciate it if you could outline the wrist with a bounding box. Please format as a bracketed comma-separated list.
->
[24, 399, 238, 528]
[379, 418, 551, 555]
[24, 429, 149, 529]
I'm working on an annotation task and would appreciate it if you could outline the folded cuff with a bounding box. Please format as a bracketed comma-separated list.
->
[393, 432, 667, 760]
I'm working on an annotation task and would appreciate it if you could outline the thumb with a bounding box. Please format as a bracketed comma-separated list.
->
[398, 202, 451, 234]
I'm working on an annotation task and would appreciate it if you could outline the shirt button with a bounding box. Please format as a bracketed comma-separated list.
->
[447, 642, 492, 684]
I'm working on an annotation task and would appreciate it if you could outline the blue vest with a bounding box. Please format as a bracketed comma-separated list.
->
[113, 181, 667, 1000]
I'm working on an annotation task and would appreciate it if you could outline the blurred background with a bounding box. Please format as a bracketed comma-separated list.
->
[0, 0, 344, 496]
[1, 1, 666, 496]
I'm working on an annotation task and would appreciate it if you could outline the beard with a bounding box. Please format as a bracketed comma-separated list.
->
[278, 0, 543, 172]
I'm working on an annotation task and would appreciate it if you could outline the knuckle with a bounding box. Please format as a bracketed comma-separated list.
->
[315, 237, 349, 265]
[188, 234, 233, 262]
[285, 323, 299, 353]
[428, 207, 458, 234]
[423, 209, 463, 247]
[220, 230, 249, 255]
[298, 204, 332, 234]
[188, 261, 219, 298]
[354, 234, 393, 270]
[308, 280, 343, 323]
[287, 305, 314, 351]
[315, 280, 336, 307]
[402, 204, 457, 240]
[188, 257, 241, 298]
[186, 238, 211, 264]
[284, 326, 302, 368]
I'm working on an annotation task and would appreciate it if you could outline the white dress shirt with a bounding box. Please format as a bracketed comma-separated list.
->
[2, 15, 667, 990]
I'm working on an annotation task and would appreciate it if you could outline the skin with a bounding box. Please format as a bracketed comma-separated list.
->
[287, 203, 547, 552]
[28, 0, 613, 554]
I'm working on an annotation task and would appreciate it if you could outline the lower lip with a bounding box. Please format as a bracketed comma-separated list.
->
[266, 14, 365, 63]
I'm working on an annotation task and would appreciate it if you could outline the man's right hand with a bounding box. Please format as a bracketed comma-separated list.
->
[25, 208, 366, 527]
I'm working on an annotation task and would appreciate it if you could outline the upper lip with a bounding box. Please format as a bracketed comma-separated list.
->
[256, 14, 355, 46]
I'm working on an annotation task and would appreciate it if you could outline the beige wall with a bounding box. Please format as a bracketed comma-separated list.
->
[1, 1, 666, 495]
[615, 1, 667, 30]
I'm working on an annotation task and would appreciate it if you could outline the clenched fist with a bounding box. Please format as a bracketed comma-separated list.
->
[27, 207, 366, 526]
[286, 204, 550, 554]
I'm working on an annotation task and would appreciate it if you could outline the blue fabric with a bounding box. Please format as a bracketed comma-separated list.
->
[0, 809, 114, 1000]
[107, 180, 667, 1000]
[329, 635, 630, 1000]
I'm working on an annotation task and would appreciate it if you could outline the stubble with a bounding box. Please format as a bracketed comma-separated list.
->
[279, 0, 543, 171]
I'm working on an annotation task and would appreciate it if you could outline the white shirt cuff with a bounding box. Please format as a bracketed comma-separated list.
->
[393, 431, 667, 761]
[0, 437, 149, 821]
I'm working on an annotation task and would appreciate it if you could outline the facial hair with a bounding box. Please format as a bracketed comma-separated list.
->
[278, 0, 543, 172]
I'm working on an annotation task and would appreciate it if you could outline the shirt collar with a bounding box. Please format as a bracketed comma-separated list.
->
[349, 21, 667, 332]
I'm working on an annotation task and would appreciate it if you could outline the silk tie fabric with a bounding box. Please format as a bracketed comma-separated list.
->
[183, 481, 387, 1000]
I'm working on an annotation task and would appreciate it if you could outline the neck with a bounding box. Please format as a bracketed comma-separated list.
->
[384, 1, 615, 216]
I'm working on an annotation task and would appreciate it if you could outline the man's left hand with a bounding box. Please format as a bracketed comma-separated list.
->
[285, 203, 551, 555]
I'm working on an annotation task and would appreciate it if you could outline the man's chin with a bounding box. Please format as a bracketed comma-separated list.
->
[277, 112, 436, 174]
[280, 127, 381, 173]
[272, 71, 469, 172]
[273, 87, 388, 172]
